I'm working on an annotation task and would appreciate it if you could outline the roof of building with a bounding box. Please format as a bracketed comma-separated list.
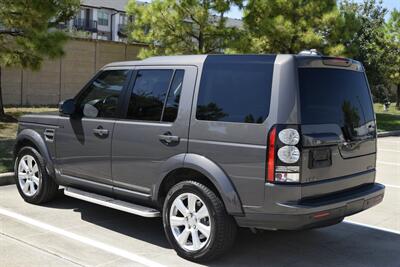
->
[225, 17, 243, 28]
[81, 0, 132, 12]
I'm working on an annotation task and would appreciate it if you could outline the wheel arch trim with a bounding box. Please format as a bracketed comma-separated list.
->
[14, 129, 55, 177]
[155, 153, 244, 216]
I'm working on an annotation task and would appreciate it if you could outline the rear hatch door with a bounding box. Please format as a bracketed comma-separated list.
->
[297, 57, 377, 186]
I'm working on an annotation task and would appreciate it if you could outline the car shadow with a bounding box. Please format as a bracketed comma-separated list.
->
[42, 191, 169, 248]
[211, 224, 400, 267]
[42, 193, 400, 267]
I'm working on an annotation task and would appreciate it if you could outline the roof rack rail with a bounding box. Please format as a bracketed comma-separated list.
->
[298, 49, 322, 56]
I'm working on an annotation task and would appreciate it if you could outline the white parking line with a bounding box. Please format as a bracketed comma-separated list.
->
[344, 220, 400, 235]
[377, 161, 400, 167]
[378, 140, 400, 144]
[384, 184, 400, 190]
[378, 149, 400, 153]
[0, 207, 167, 267]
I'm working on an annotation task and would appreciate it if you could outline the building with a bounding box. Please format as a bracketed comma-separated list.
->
[58, 0, 243, 43]
[59, 0, 131, 42]
[2, 0, 244, 106]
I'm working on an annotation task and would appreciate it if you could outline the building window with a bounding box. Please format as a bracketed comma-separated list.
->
[98, 10, 109, 26]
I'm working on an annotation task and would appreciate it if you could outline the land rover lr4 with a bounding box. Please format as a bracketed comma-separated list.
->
[14, 54, 385, 262]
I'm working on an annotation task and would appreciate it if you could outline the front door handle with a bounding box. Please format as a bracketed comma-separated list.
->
[93, 126, 109, 138]
[159, 132, 180, 145]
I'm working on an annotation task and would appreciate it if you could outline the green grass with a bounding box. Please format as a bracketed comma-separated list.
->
[374, 103, 400, 132]
[0, 107, 57, 173]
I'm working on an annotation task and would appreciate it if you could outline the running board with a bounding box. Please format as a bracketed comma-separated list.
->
[64, 187, 160, 218]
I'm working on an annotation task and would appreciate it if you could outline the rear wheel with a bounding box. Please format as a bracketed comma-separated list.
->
[163, 180, 237, 262]
[15, 146, 58, 204]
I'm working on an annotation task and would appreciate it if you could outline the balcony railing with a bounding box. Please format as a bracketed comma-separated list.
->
[73, 18, 98, 33]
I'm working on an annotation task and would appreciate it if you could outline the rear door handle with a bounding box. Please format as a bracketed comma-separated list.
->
[159, 132, 180, 145]
[93, 126, 109, 137]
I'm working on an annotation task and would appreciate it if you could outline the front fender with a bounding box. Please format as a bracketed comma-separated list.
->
[184, 154, 244, 215]
[15, 129, 55, 177]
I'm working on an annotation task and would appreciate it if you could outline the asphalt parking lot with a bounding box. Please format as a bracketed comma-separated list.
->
[1, 137, 399, 267]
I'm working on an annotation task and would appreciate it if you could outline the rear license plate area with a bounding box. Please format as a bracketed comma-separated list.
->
[309, 148, 332, 169]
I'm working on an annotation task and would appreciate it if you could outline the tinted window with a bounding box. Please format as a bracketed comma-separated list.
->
[196, 55, 275, 123]
[162, 70, 184, 122]
[127, 70, 173, 121]
[298, 68, 375, 136]
[78, 70, 129, 118]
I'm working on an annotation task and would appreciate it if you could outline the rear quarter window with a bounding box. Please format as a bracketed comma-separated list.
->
[196, 55, 275, 124]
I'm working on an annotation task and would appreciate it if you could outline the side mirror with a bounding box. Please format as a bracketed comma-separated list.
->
[59, 99, 76, 115]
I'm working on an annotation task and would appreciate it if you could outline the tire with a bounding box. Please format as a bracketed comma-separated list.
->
[163, 180, 237, 262]
[14, 146, 59, 204]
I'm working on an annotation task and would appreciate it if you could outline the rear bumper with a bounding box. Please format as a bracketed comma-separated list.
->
[235, 183, 385, 230]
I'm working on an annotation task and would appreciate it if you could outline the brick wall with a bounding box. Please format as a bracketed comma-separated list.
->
[2, 38, 145, 105]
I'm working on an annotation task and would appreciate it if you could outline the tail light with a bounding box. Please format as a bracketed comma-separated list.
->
[267, 125, 301, 183]
[267, 127, 276, 182]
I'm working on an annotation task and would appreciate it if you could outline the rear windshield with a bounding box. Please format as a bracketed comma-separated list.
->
[298, 68, 375, 131]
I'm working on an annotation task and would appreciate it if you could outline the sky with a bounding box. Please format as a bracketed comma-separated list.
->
[226, 0, 400, 19]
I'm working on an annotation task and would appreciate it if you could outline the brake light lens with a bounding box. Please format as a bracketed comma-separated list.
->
[267, 125, 301, 184]
[267, 127, 276, 182]
[322, 57, 352, 67]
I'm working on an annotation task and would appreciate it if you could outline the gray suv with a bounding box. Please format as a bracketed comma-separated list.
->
[14, 54, 385, 262]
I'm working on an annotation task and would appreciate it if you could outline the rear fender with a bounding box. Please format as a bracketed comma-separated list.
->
[183, 154, 244, 215]
[154, 153, 244, 215]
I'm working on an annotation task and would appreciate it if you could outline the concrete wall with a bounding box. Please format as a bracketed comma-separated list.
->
[2, 38, 144, 105]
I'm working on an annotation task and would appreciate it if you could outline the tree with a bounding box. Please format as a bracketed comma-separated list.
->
[385, 9, 400, 108]
[0, 0, 80, 121]
[240, 0, 346, 55]
[338, 0, 390, 103]
[126, 0, 243, 58]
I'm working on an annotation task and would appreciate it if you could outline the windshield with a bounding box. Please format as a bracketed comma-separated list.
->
[298, 68, 375, 139]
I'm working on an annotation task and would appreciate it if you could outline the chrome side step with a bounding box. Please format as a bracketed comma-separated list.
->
[64, 187, 160, 218]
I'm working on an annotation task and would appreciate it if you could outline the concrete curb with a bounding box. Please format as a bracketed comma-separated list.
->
[0, 172, 15, 186]
[378, 130, 400, 138]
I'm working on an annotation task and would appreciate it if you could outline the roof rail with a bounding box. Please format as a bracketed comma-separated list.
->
[298, 49, 322, 56]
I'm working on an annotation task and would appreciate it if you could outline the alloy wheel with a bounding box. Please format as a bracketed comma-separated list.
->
[169, 193, 212, 252]
[18, 155, 40, 197]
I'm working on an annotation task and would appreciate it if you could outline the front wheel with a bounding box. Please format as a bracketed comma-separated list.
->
[163, 180, 237, 262]
[15, 146, 59, 204]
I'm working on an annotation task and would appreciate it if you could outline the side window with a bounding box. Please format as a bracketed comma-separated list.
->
[77, 70, 129, 118]
[196, 56, 274, 123]
[162, 70, 184, 122]
[127, 70, 173, 121]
